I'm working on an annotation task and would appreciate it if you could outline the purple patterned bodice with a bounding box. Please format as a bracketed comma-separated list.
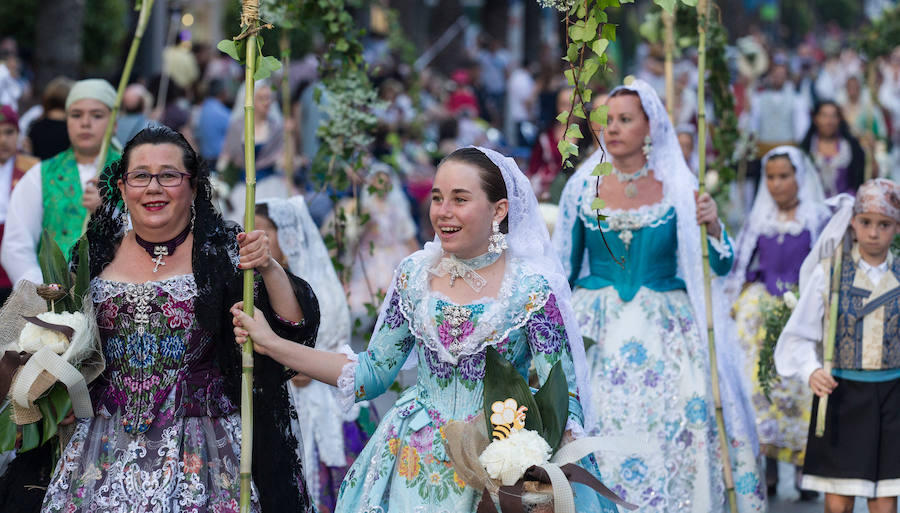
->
[746, 230, 812, 296]
[90, 275, 235, 434]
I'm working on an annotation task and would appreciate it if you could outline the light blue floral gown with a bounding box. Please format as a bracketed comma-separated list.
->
[335, 253, 619, 513]
[564, 189, 766, 512]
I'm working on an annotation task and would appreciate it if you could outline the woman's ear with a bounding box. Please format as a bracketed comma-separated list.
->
[493, 198, 509, 224]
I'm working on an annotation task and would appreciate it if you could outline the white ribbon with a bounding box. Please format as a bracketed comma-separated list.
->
[11, 346, 94, 418]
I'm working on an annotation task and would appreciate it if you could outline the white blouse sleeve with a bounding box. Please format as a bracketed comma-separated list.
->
[1, 162, 44, 285]
[774, 262, 827, 383]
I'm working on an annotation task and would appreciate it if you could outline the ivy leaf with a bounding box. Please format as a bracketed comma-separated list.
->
[335, 38, 349, 52]
[566, 43, 580, 63]
[563, 69, 576, 87]
[556, 111, 569, 124]
[573, 103, 586, 119]
[680, 0, 698, 5]
[565, 123, 584, 141]
[590, 197, 606, 210]
[254, 55, 283, 81]
[601, 23, 617, 42]
[592, 38, 610, 57]
[217, 39, 243, 63]
[580, 57, 600, 85]
[592, 162, 613, 176]
[590, 104, 609, 127]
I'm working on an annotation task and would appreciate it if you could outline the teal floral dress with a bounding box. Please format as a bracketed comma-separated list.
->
[335, 254, 619, 513]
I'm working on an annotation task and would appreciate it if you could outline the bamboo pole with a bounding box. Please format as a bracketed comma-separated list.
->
[239, 2, 259, 511]
[662, 7, 676, 123]
[280, 32, 296, 196]
[815, 238, 845, 437]
[96, 0, 155, 169]
[695, 1, 738, 511]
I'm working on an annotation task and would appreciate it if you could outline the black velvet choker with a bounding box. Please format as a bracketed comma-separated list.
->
[134, 223, 191, 273]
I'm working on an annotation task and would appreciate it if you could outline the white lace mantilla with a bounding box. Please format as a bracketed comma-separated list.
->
[90, 274, 199, 303]
[398, 254, 551, 366]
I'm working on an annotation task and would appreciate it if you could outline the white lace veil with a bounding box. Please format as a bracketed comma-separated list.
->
[798, 193, 856, 291]
[553, 78, 757, 447]
[371, 146, 596, 428]
[261, 196, 357, 497]
[724, 146, 829, 300]
[262, 196, 351, 352]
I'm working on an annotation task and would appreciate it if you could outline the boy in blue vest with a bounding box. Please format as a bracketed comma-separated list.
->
[776, 179, 900, 513]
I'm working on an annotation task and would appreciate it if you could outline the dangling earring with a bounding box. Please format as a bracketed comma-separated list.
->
[120, 202, 130, 226]
[642, 135, 653, 159]
[488, 220, 507, 255]
[190, 203, 196, 232]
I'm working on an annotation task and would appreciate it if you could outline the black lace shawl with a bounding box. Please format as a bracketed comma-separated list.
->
[76, 152, 319, 513]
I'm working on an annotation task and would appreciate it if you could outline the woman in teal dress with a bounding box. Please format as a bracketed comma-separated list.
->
[554, 79, 765, 511]
[232, 147, 620, 512]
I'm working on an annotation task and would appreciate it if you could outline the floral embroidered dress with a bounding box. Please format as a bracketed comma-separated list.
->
[733, 222, 815, 465]
[335, 254, 619, 513]
[565, 189, 766, 512]
[42, 274, 306, 513]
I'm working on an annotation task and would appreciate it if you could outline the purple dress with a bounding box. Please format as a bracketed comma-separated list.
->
[736, 229, 814, 464]
[41, 275, 279, 513]
[746, 230, 811, 296]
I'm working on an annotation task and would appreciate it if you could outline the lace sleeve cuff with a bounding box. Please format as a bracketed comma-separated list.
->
[336, 348, 360, 413]
[708, 222, 733, 259]
[565, 419, 587, 439]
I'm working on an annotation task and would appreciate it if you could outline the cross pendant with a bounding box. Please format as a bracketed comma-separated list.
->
[152, 255, 166, 273]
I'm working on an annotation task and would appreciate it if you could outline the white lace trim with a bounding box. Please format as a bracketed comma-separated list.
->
[397, 254, 551, 365]
[336, 350, 359, 413]
[90, 274, 198, 303]
[757, 216, 806, 238]
[578, 185, 675, 234]
[708, 222, 733, 259]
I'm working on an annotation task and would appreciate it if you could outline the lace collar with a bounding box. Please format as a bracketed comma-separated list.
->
[91, 274, 198, 303]
[395, 252, 551, 365]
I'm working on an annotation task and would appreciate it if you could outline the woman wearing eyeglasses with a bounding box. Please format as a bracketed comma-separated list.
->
[40, 126, 319, 513]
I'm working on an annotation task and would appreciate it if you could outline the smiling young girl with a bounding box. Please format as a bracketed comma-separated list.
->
[231, 147, 620, 512]
[725, 146, 830, 498]
[776, 179, 900, 513]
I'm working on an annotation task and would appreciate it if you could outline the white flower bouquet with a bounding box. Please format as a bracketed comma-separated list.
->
[442, 347, 635, 513]
[0, 232, 103, 454]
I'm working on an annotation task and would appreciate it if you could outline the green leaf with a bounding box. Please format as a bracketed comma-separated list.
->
[582, 336, 597, 352]
[563, 69, 576, 87]
[254, 55, 283, 81]
[335, 39, 349, 52]
[592, 38, 610, 57]
[580, 57, 600, 85]
[483, 347, 542, 437]
[590, 104, 609, 127]
[217, 39, 241, 62]
[38, 230, 74, 312]
[566, 43, 579, 64]
[533, 361, 568, 453]
[565, 123, 584, 140]
[72, 236, 90, 311]
[591, 162, 613, 176]
[0, 406, 16, 452]
[590, 197, 606, 210]
[38, 400, 58, 444]
[555, 111, 569, 124]
[573, 103, 586, 119]
[20, 423, 39, 452]
[680, 0, 698, 5]
[601, 23, 617, 42]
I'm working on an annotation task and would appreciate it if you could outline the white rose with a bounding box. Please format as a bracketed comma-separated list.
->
[783, 291, 798, 310]
[705, 170, 720, 192]
[479, 428, 552, 486]
[18, 311, 87, 355]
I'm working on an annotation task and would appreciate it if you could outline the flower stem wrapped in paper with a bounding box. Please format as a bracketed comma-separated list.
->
[0, 231, 103, 453]
[443, 347, 636, 513]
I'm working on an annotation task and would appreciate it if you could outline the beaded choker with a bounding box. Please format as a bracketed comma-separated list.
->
[428, 251, 502, 292]
[134, 223, 191, 273]
[613, 162, 650, 198]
